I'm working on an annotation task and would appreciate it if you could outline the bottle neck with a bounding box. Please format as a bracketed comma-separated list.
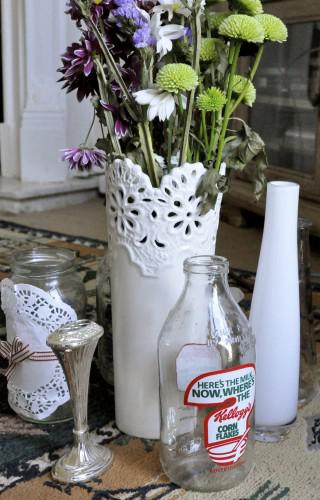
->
[183, 255, 230, 294]
[185, 272, 228, 287]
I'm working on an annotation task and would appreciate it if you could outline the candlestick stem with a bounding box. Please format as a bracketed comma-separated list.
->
[47, 320, 113, 483]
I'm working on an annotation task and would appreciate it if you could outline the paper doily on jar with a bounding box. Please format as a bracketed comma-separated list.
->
[0, 278, 77, 421]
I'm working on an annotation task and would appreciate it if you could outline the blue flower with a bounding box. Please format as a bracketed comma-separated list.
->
[112, 0, 141, 23]
[133, 21, 156, 48]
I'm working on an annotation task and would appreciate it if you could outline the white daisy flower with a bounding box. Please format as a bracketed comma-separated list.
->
[152, 0, 191, 20]
[133, 88, 176, 121]
[187, 0, 206, 10]
[154, 154, 166, 169]
[150, 14, 186, 59]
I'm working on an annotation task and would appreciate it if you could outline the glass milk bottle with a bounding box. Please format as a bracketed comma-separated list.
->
[158, 256, 255, 492]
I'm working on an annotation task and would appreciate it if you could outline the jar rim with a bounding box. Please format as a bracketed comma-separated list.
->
[183, 255, 229, 275]
[12, 247, 76, 278]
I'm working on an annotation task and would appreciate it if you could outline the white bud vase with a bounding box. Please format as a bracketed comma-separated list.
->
[250, 181, 300, 442]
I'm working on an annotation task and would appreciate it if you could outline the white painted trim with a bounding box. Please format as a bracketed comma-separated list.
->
[0, 0, 25, 178]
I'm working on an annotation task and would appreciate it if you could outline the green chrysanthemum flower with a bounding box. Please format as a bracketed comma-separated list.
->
[156, 64, 198, 94]
[232, 75, 256, 106]
[229, 0, 263, 16]
[255, 14, 288, 42]
[219, 14, 264, 43]
[208, 12, 230, 32]
[196, 87, 227, 112]
[200, 39, 217, 62]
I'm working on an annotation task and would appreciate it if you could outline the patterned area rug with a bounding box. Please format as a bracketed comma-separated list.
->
[0, 220, 320, 500]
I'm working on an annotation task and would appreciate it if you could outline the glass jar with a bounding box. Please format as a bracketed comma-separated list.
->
[96, 249, 114, 386]
[158, 256, 255, 493]
[11, 248, 87, 316]
[298, 218, 317, 407]
[7, 247, 87, 424]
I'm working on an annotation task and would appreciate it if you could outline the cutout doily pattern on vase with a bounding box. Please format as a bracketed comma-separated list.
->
[1, 279, 77, 420]
[106, 159, 223, 277]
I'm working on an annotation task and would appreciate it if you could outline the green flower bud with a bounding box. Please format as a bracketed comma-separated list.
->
[255, 14, 288, 42]
[219, 14, 264, 43]
[197, 87, 227, 112]
[156, 63, 198, 94]
[200, 39, 218, 62]
[208, 12, 230, 32]
[232, 75, 256, 106]
[229, 0, 263, 16]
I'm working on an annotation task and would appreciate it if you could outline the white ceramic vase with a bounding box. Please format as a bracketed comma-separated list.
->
[106, 158, 223, 439]
[250, 181, 300, 442]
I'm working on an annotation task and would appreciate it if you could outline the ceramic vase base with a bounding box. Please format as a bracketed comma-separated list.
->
[51, 441, 113, 483]
[116, 420, 159, 440]
[254, 420, 296, 443]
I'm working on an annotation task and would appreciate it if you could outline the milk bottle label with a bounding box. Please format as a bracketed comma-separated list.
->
[184, 364, 255, 466]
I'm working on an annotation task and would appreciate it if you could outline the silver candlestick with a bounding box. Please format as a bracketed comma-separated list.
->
[47, 320, 113, 483]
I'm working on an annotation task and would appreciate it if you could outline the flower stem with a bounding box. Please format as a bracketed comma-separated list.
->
[167, 117, 174, 171]
[214, 41, 241, 171]
[95, 59, 122, 156]
[84, 110, 96, 144]
[177, 94, 184, 115]
[85, 15, 139, 122]
[138, 122, 159, 187]
[201, 111, 209, 149]
[230, 44, 264, 115]
[179, 5, 202, 166]
[207, 111, 216, 161]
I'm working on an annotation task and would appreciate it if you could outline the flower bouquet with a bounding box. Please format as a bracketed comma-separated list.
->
[60, 0, 286, 204]
[59, 0, 287, 439]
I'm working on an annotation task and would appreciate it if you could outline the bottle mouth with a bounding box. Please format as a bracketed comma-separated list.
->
[269, 181, 299, 189]
[183, 255, 229, 275]
[12, 247, 76, 278]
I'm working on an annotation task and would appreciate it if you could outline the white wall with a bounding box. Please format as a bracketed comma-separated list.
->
[0, 0, 96, 183]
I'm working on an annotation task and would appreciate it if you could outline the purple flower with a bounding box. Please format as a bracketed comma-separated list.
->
[100, 101, 117, 112]
[132, 21, 156, 48]
[62, 32, 97, 77]
[66, 0, 111, 25]
[184, 27, 192, 44]
[110, 57, 141, 95]
[58, 32, 100, 101]
[61, 147, 106, 170]
[100, 100, 131, 137]
[115, 118, 129, 137]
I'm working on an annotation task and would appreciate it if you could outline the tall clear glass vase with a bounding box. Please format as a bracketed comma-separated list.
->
[298, 218, 317, 407]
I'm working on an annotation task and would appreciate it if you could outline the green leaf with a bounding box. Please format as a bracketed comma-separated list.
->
[222, 121, 268, 198]
[254, 149, 268, 199]
[95, 138, 110, 152]
[196, 168, 222, 214]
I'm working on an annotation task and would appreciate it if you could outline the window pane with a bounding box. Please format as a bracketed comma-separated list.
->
[251, 22, 319, 175]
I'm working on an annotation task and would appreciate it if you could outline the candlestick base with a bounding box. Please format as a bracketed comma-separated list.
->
[51, 434, 113, 484]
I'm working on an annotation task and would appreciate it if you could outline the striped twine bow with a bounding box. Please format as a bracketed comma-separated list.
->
[0, 337, 57, 380]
